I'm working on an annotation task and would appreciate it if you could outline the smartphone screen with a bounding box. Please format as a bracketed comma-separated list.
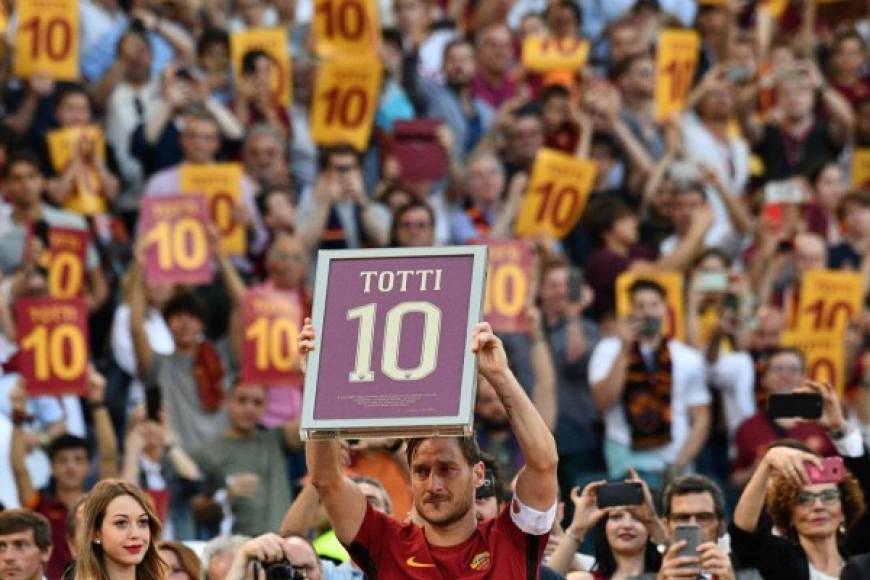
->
[767, 393, 823, 420]
[675, 524, 701, 560]
[596, 482, 644, 508]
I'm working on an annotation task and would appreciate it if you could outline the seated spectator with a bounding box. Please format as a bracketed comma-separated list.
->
[0, 509, 53, 580]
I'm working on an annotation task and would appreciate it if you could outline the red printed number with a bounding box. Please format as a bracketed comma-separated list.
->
[664, 59, 694, 102]
[317, 0, 365, 40]
[803, 299, 854, 331]
[533, 182, 581, 229]
[324, 86, 368, 128]
[21, 16, 72, 60]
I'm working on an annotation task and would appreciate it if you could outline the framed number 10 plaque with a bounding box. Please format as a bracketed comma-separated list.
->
[300, 246, 488, 440]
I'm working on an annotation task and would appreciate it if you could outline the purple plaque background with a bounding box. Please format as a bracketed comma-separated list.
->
[314, 255, 473, 420]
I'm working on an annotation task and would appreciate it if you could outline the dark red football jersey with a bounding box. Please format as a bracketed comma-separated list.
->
[346, 499, 548, 579]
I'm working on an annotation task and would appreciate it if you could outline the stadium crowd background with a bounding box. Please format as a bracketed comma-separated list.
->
[0, 0, 870, 578]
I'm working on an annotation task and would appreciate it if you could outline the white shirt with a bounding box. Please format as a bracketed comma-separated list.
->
[105, 80, 159, 208]
[0, 414, 18, 508]
[680, 112, 750, 254]
[588, 337, 710, 465]
[110, 304, 175, 406]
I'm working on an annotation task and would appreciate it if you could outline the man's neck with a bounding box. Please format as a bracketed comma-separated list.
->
[781, 114, 813, 136]
[478, 68, 505, 88]
[639, 334, 662, 350]
[423, 512, 477, 547]
[104, 555, 136, 580]
[702, 117, 730, 140]
[56, 486, 83, 508]
[604, 235, 630, 257]
[623, 94, 652, 118]
[11, 203, 41, 224]
[226, 425, 255, 439]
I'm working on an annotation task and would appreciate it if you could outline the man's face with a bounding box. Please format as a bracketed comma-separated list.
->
[410, 439, 482, 528]
[477, 26, 513, 75]
[0, 529, 50, 580]
[444, 44, 476, 88]
[670, 190, 705, 234]
[778, 78, 815, 122]
[474, 496, 500, 523]
[181, 118, 221, 164]
[227, 385, 267, 433]
[507, 116, 544, 165]
[244, 134, 284, 184]
[266, 235, 306, 288]
[667, 492, 721, 544]
[56, 94, 91, 127]
[538, 267, 569, 315]
[166, 312, 204, 350]
[475, 376, 509, 430]
[395, 0, 426, 34]
[794, 235, 827, 275]
[624, 57, 655, 99]
[844, 203, 870, 239]
[630, 289, 667, 330]
[466, 156, 504, 205]
[327, 153, 361, 198]
[699, 84, 734, 121]
[5, 162, 44, 208]
[52, 448, 90, 490]
[120, 34, 152, 83]
[831, 38, 865, 77]
[283, 539, 322, 580]
[611, 213, 639, 246]
[395, 206, 434, 248]
[358, 482, 391, 514]
[609, 24, 642, 62]
[763, 351, 804, 394]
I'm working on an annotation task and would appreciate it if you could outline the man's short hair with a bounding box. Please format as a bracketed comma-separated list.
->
[766, 347, 806, 371]
[351, 476, 393, 514]
[244, 124, 287, 155]
[46, 433, 92, 462]
[318, 144, 362, 170]
[162, 290, 208, 324]
[405, 436, 482, 467]
[838, 190, 870, 221]
[662, 474, 726, 521]
[585, 198, 635, 242]
[628, 279, 667, 301]
[609, 51, 653, 82]
[443, 37, 474, 64]
[0, 509, 52, 551]
[241, 49, 270, 75]
[197, 28, 230, 58]
[200, 535, 250, 580]
[3, 150, 46, 179]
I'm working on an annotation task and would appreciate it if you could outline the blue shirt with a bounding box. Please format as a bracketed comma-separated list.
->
[82, 20, 175, 82]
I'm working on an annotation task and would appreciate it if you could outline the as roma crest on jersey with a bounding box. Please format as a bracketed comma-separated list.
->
[470, 551, 491, 571]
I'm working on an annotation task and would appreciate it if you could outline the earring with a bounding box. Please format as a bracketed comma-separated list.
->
[95, 539, 101, 545]
[839, 524, 846, 535]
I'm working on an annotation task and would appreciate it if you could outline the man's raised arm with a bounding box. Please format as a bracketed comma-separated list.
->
[473, 323, 559, 511]
[299, 320, 367, 545]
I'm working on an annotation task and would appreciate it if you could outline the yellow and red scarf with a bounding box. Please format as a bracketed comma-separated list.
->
[623, 341, 673, 450]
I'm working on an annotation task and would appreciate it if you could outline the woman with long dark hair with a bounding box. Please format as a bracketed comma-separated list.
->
[549, 476, 661, 579]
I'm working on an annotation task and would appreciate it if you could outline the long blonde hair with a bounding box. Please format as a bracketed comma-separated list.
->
[75, 480, 168, 580]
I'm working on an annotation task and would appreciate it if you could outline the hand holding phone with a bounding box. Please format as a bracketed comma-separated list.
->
[675, 524, 701, 560]
[805, 456, 844, 484]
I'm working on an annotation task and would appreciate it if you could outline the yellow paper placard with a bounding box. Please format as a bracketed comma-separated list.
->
[180, 163, 246, 256]
[851, 149, 870, 189]
[230, 27, 292, 106]
[515, 149, 596, 239]
[795, 270, 864, 333]
[14, 0, 79, 80]
[521, 37, 589, 73]
[654, 29, 700, 122]
[616, 272, 685, 341]
[782, 330, 847, 394]
[313, 0, 381, 57]
[760, 0, 789, 18]
[311, 56, 383, 151]
[46, 125, 108, 216]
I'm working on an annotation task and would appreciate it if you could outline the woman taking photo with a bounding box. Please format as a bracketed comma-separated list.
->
[75, 479, 167, 580]
[731, 443, 865, 580]
[550, 475, 662, 579]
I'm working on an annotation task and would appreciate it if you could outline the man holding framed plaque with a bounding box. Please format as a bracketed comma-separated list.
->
[295, 246, 557, 577]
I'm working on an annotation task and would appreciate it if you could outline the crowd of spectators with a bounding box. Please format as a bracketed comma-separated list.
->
[0, 0, 869, 578]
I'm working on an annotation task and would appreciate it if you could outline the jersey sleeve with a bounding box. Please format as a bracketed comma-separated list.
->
[345, 502, 392, 575]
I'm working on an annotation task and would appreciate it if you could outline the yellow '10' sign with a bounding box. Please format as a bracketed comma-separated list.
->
[14, 0, 79, 80]
[654, 29, 699, 122]
[521, 37, 589, 73]
[313, 0, 381, 57]
[515, 149, 596, 239]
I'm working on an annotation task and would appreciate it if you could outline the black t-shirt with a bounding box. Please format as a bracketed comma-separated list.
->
[754, 119, 843, 182]
[828, 242, 862, 270]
